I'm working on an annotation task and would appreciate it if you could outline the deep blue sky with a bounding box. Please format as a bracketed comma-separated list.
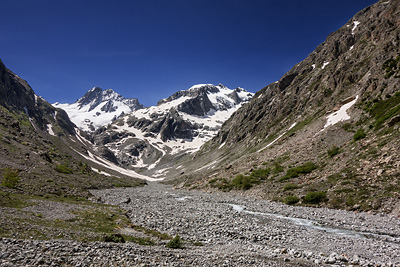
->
[1, 0, 376, 107]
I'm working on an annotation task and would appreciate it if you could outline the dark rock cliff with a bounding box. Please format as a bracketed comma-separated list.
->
[0, 59, 76, 135]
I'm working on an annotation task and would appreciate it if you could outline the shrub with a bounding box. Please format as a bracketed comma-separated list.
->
[353, 129, 366, 141]
[283, 195, 300, 205]
[166, 235, 184, 249]
[79, 162, 92, 174]
[104, 233, 125, 243]
[283, 183, 301, 191]
[272, 162, 284, 173]
[250, 168, 271, 180]
[208, 178, 218, 184]
[368, 91, 400, 129]
[303, 191, 328, 204]
[327, 145, 340, 158]
[1, 168, 20, 188]
[216, 178, 232, 191]
[232, 175, 253, 190]
[341, 123, 354, 132]
[279, 162, 317, 181]
[55, 164, 74, 174]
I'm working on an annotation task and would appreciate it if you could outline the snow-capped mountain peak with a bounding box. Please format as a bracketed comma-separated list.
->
[53, 87, 144, 131]
[91, 83, 254, 177]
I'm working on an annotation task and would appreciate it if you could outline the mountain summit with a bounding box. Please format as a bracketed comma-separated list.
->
[158, 84, 252, 116]
[54, 87, 144, 131]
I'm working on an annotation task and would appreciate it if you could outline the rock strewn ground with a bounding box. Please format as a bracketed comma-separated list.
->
[91, 182, 400, 266]
[1, 182, 400, 266]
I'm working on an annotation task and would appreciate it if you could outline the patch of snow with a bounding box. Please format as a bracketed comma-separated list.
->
[75, 129, 90, 145]
[321, 62, 330, 69]
[72, 148, 162, 182]
[34, 94, 45, 105]
[189, 84, 214, 90]
[152, 168, 170, 178]
[132, 96, 190, 121]
[351, 21, 360, 35]
[258, 94, 263, 99]
[312, 64, 316, 69]
[323, 95, 359, 130]
[23, 106, 38, 131]
[349, 45, 354, 51]
[218, 142, 226, 149]
[197, 160, 219, 171]
[47, 124, 56, 136]
[92, 168, 112, 176]
[54, 101, 132, 131]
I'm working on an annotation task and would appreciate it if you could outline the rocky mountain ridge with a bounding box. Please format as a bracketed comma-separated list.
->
[0, 59, 146, 198]
[168, 0, 400, 214]
[88, 84, 253, 177]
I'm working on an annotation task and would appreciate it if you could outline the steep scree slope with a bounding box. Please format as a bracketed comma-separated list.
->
[170, 0, 400, 214]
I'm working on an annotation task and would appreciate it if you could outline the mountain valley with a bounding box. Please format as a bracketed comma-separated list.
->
[1, 0, 400, 266]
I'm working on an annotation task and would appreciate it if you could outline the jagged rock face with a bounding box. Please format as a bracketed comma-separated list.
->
[176, 91, 214, 116]
[97, 147, 119, 165]
[209, 0, 400, 148]
[158, 108, 196, 141]
[0, 60, 35, 110]
[53, 87, 144, 131]
[0, 59, 76, 135]
[77, 87, 144, 113]
[77, 87, 103, 111]
[158, 84, 252, 116]
[157, 84, 219, 105]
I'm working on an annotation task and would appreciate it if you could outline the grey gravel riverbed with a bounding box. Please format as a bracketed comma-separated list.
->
[2, 182, 400, 266]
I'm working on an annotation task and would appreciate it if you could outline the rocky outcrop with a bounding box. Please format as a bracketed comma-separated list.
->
[158, 108, 196, 141]
[98, 147, 119, 165]
[176, 91, 214, 116]
[158, 84, 252, 116]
